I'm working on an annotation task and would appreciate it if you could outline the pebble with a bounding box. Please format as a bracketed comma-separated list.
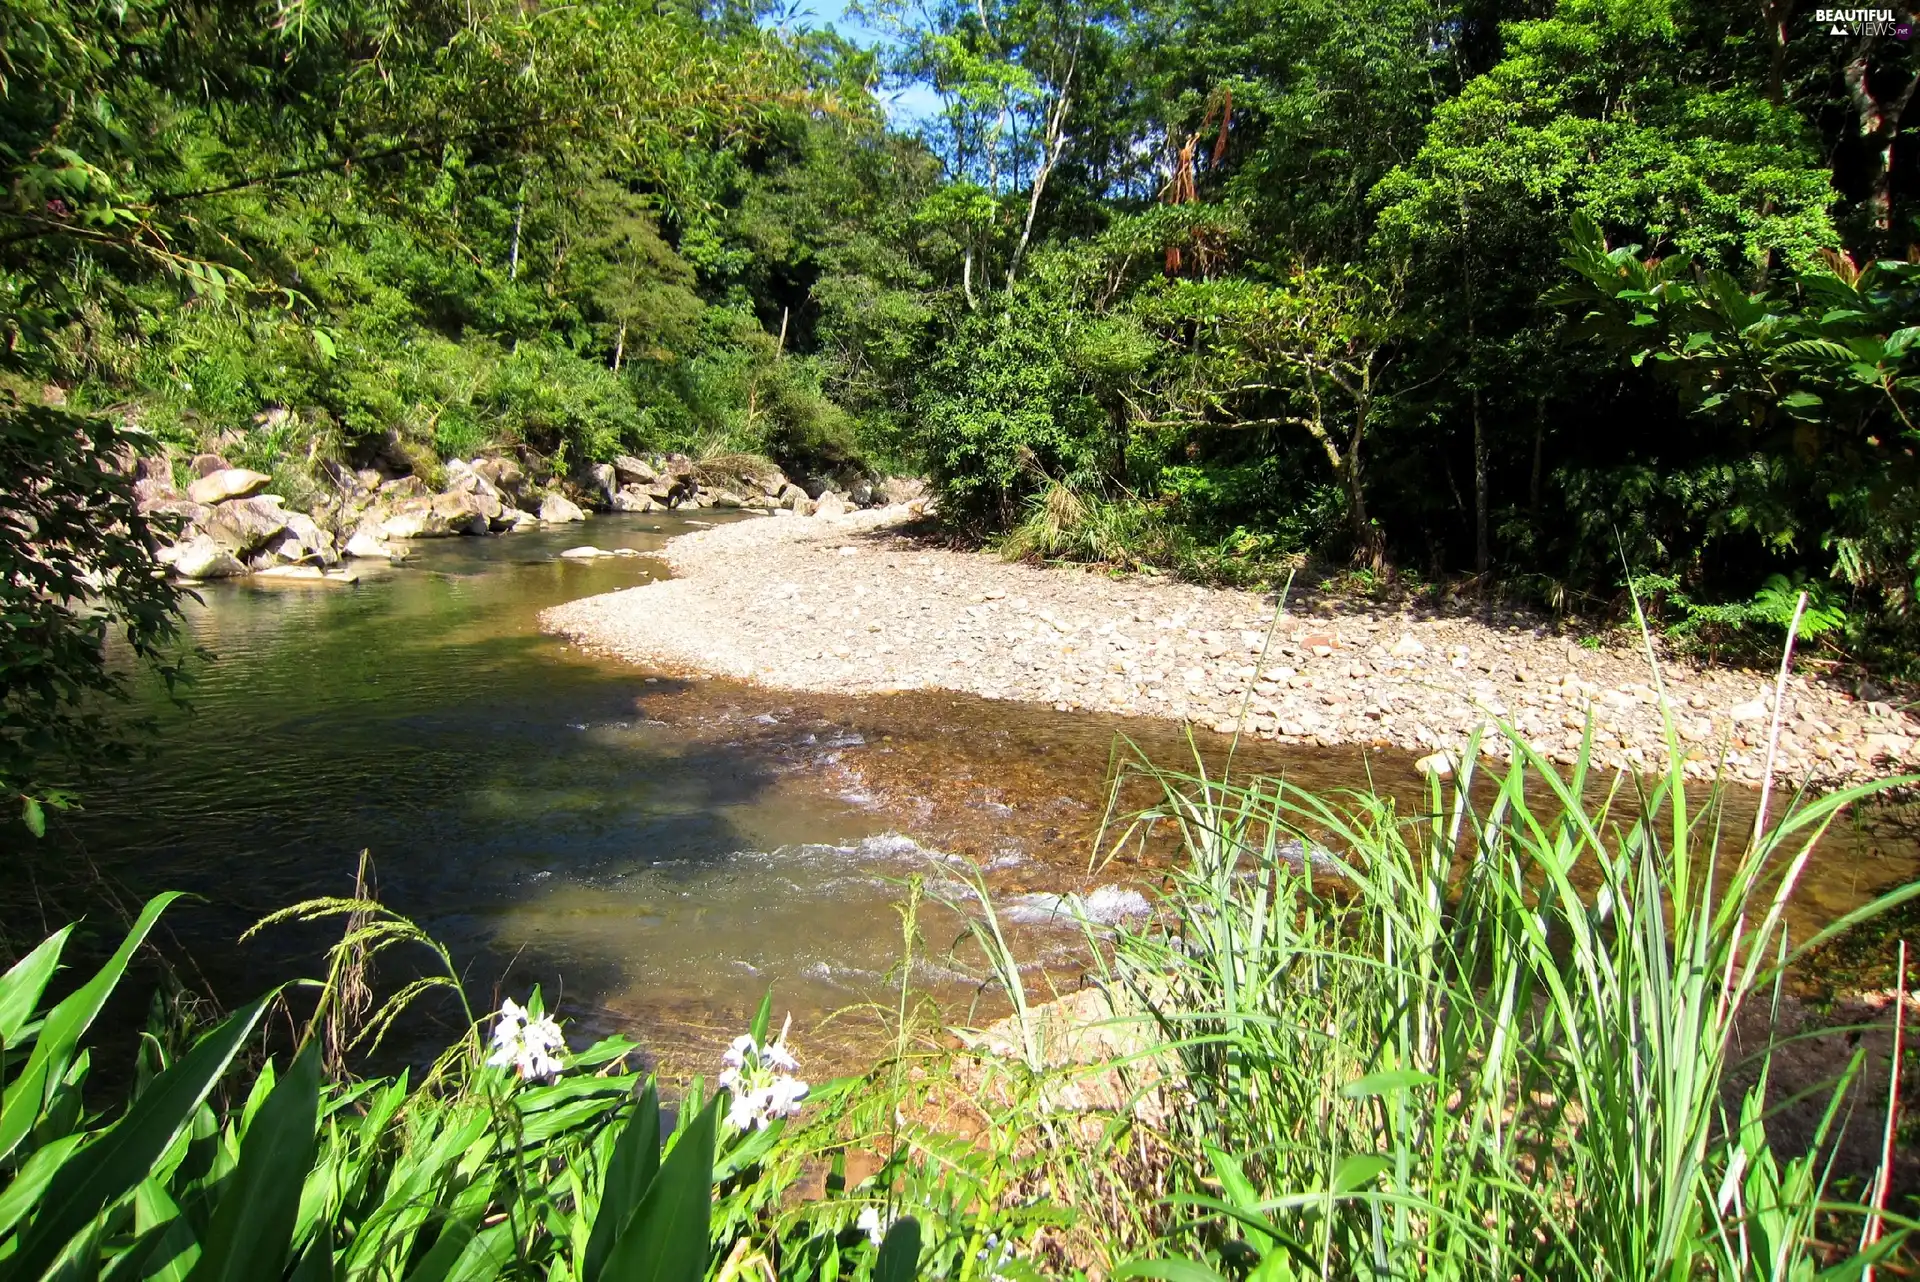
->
[540, 506, 1918, 788]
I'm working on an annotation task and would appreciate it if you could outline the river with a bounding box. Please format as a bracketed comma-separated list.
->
[48, 512, 1920, 1074]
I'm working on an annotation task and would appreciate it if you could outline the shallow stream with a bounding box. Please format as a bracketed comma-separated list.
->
[48, 513, 1920, 1074]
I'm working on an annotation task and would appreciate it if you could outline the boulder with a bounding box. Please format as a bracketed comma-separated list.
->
[204, 496, 290, 553]
[472, 456, 526, 497]
[791, 496, 817, 517]
[611, 488, 656, 513]
[582, 463, 617, 508]
[189, 453, 233, 478]
[814, 491, 849, 518]
[613, 455, 658, 485]
[540, 494, 586, 523]
[876, 476, 928, 505]
[708, 490, 746, 509]
[344, 531, 398, 559]
[490, 506, 529, 532]
[187, 467, 273, 505]
[779, 484, 808, 508]
[758, 469, 790, 499]
[560, 546, 612, 559]
[133, 476, 181, 513]
[379, 475, 428, 501]
[143, 500, 212, 529]
[431, 490, 491, 535]
[848, 480, 874, 507]
[169, 535, 247, 579]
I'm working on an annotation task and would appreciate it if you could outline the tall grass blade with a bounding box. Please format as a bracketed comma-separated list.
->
[5, 992, 268, 1282]
[0, 893, 180, 1162]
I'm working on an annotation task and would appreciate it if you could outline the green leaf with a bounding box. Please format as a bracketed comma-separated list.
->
[20, 797, 44, 839]
[874, 1217, 921, 1282]
[584, 1079, 661, 1282]
[0, 894, 180, 1164]
[5, 994, 268, 1282]
[1331, 1154, 1391, 1194]
[1340, 1070, 1437, 1099]
[748, 990, 774, 1045]
[186, 1040, 321, 1282]
[598, 1094, 720, 1282]
[0, 927, 72, 1047]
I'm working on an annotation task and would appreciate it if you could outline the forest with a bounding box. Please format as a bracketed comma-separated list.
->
[10, 0, 1920, 665]
[6, 0, 1920, 1276]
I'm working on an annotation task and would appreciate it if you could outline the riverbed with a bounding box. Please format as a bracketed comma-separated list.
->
[46, 512, 1920, 1075]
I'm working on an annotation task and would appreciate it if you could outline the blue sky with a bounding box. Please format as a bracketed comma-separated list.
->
[772, 0, 944, 125]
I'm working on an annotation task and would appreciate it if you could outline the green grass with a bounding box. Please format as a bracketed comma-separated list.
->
[4, 714, 1917, 1279]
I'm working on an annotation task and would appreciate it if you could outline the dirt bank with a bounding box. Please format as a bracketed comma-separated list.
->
[541, 506, 1918, 787]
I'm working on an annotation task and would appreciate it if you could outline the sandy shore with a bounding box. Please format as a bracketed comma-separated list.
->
[541, 506, 1918, 787]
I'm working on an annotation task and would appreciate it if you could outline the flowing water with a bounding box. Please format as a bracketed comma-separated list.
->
[44, 513, 1920, 1074]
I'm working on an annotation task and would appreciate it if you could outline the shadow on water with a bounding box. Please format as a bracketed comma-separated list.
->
[27, 510, 1920, 1078]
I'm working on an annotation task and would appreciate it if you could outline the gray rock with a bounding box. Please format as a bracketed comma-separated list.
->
[344, 531, 397, 559]
[169, 535, 247, 579]
[431, 490, 490, 534]
[814, 491, 849, 518]
[204, 496, 290, 553]
[471, 456, 526, 497]
[540, 493, 586, 523]
[189, 453, 232, 478]
[133, 476, 181, 513]
[611, 488, 656, 513]
[709, 490, 746, 509]
[758, 469, 790, 498]
[187, 468, 273, 505]
[582, 463, 617, 507]
[614, 455, 658, 485]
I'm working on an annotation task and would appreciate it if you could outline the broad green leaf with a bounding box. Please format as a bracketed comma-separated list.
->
[6, 993, 267, 1282]
[1331, 1153, 1391, 1195]
[1340, 1069, 1437, 1099]
[187, 1040, 321, 1282]
[874, 1217, 921, 1282]
[0, 893, 180, 1164]
[599, 1094, 720, 1282]
[583, 1080, 661, 1282]
[20, 797, 44, 839]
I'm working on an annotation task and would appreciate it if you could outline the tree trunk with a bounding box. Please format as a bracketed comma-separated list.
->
[612, 321, 625, 373]
[1347, 400, 1382, 569]
[1845, 40, 1920, 240]
[508, 190, 525, 282]
[1472, 385, 1490, 576]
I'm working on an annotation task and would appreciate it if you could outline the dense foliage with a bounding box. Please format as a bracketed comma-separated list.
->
[8, 0, 1920, 812]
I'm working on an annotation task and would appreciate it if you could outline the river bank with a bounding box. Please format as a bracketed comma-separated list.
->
[542, 505, 1919, 787]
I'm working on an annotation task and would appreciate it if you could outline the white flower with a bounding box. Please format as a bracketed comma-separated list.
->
[856, 1205, 894, 1247]
[764, 1074, 808, 1118]
[718, 1015, 809, 1130]
[486, 998, 568, 1083]
[722, 1034, 755, 1069]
